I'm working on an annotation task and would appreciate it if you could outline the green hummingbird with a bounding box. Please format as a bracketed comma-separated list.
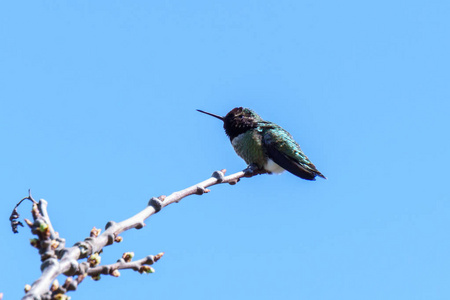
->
[197, 107, 326, 180]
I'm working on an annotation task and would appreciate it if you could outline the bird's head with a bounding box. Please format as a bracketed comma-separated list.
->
[197, 107, 263, 140]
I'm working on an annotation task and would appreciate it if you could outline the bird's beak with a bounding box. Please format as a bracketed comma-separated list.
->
[197, 109, 224, 121]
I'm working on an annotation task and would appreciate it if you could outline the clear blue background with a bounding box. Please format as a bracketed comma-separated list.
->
[1, 1, 449, 299]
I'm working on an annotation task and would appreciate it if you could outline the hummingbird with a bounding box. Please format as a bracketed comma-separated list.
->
[197, 107, 326, 180]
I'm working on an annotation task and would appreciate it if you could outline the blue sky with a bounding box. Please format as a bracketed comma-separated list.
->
[1, 1, 449, 299]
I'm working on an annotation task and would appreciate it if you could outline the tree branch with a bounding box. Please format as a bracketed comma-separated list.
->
[19, 168, 258, 299]
[87, 252, 164, 278]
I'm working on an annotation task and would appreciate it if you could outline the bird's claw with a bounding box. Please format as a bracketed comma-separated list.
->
[243, 164, 266, 177]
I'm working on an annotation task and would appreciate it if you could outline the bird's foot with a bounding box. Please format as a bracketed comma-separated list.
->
[243, 164, 267, 177]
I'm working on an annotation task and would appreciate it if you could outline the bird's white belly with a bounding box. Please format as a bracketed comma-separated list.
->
[264, 159, 285, 174]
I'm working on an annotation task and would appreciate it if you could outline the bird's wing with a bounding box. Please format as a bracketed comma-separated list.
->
[262, 126, 325, 180]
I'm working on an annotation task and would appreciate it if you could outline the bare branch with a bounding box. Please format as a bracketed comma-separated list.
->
[37, 199, 64, 246]
[87, 252, 164, 278]
[20, 168, 259, 299]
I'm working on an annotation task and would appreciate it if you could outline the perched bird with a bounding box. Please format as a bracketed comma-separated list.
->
[197, 107, 326, 180]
